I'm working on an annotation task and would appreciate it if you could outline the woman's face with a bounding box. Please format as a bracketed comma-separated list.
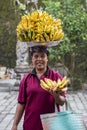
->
[32, 52, 48, 71]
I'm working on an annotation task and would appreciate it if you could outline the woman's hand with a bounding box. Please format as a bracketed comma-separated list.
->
[11, 125, 17, 130]
[53, 91, 66, 106]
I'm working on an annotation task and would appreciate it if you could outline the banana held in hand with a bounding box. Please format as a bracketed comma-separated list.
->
[44, 78, 57, 90]
[61, 87, 68, 92]
[44, 78, 53, 88]
[58, 76, 69, 89]
[41, 78, 57, 91]
[53, 77, 69, 92]
[40, 77, 69, 92]
[40, 80, 50, 91]
[53, 79, 62, 91]
[56, 79, 62, 87]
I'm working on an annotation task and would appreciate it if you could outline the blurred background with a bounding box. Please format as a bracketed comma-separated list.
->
[0, 0, 87, 90]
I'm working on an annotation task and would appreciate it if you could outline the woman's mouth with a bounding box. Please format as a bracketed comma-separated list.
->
[36, 62, 43, 66]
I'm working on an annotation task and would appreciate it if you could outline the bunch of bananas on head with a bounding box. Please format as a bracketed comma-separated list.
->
[40, 76, 68, 93]
[16, 10, 64, 42]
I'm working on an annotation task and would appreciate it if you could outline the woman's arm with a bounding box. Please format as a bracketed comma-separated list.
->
[11, 103, 25, 130]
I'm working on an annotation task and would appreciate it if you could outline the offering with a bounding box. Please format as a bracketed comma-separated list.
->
[16, 10, 64, 47]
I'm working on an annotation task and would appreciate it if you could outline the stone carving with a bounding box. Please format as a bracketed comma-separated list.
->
[16, 40, 29, 66]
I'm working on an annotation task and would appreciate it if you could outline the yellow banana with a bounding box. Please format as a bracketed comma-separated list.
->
[56, 31, 64, 40]
[51, 80, 57, 91]
[43, 33, 50, 41]
[44, 78, 58, 91]
[61, 76, 67, 85]
[44, 78, 53, 88]
[45, 25, 51, 33]
[18, 36, 23, 41]
[61, 87, 68, 92]
[49, 27, 54, 40]
[40, 83, 48, 91]
[52, 27, 58, 39]
[53, 81, 57, 88]
[32, 32, 36, 41]
[54, 19, 62, 27]
[53, 79, 61, 91]
[40, 80, 50, 90]
[16, 10, 64, 42]
[49, 31, 53, 40]
[59, 79, 69, 89]
[53, 31, 58, 41]
[56, 79, 62, 87]
[48, 79, 56, 88]
[40, 35, 46, 42]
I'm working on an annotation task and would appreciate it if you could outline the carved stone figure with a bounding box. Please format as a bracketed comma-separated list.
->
[16, 40, 29, 66]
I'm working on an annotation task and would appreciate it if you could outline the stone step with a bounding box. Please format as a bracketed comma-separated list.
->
[0, 79, 17, 92]
[0, 87, 11, 92]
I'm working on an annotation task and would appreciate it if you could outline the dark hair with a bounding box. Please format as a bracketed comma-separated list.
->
[30, 46, 49, 56]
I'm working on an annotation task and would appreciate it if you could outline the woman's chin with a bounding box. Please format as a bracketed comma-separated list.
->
[37, 66, 44, 70]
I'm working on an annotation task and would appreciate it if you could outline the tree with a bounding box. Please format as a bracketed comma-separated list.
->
[42, 0, 87, 90]
[0, 0, 43, 67]
[0, 0, 20, 67]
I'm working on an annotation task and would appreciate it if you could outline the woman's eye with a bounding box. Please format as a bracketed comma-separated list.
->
[33, 53, 46, 59]
[34, 55, 38, 59]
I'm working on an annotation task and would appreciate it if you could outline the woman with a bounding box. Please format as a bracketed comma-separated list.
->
[11, 46, 66, 130]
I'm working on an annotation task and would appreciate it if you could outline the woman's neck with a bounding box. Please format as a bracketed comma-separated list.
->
[36, 68, 46, 78]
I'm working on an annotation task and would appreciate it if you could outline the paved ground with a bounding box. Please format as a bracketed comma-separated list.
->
[0, 79, 87, 130]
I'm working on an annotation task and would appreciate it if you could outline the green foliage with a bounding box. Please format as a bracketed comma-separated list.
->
[42, 0, 87, 89]
[0, 0, 19, 67]
[42, 1, 61, 17]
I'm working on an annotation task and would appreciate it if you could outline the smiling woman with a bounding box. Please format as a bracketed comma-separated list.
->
[11, 45, 66, 130]
[11, 7, 65, 130]
[30, 46, 49, 78]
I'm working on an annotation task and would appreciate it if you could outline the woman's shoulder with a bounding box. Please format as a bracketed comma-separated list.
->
[21, 72, 32, 81]
[49, 68, 62, 80]
[49, 68, 60, 75]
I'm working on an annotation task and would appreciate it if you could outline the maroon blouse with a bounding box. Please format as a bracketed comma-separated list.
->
[18, 67, 66, 130]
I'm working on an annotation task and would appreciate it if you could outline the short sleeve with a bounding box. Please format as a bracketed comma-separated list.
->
[17, 74, 29, 104]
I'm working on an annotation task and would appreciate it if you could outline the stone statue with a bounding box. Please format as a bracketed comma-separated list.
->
[16, 40, 29, 66]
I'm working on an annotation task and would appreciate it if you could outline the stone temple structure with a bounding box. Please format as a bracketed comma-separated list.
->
[14, 40, 30, 88]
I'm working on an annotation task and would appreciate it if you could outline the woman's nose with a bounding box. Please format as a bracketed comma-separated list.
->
[37, 57, 42, 60]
